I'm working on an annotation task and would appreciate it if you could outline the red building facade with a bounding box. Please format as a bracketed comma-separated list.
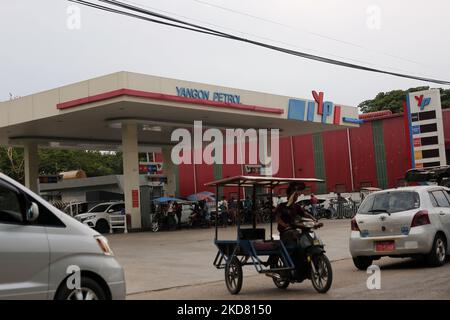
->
[164, 110, 450, 197]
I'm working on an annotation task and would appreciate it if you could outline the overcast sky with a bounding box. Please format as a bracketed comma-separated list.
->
[1, 0, 449, 107]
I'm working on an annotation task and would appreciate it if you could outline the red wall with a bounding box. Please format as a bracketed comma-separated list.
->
[292, 134, 317, 193]
[348, 123, 378, 188]
[274, 137, 294, 178]
[163, 111, 450, 196]
[382, 116, 410, 187]
[322, 129, 352, 192]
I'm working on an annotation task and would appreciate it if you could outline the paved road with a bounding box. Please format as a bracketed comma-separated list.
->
[107, 220, 351, 294]
[107, 220, 450, 299]
[128, 257, 450, 300]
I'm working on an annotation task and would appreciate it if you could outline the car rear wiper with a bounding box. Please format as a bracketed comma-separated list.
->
[368, 209, 391, 215]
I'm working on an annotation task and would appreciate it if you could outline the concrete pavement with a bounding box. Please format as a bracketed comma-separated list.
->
[107, 220, 351, 294]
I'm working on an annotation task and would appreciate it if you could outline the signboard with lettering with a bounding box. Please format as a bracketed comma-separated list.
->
[287, 91, 362, 125]
[176, 87, 241, 104]
[139, 162, 163, 174]
[405, 89, 446, 168]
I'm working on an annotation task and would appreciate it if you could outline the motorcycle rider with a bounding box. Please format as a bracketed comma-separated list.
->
[275, 182, 323, 273]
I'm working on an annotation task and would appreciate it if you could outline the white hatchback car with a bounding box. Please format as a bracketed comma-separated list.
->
[0, 173, 125, 299]
[350, 186, 450, 269]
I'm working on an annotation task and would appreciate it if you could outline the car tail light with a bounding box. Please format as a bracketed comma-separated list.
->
[411, 210, 431, 227]
[351, 218, 360, 231]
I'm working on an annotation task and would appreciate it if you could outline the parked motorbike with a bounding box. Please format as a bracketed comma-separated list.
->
[268, 218, 333, 293]
[151, 210, 177, 232]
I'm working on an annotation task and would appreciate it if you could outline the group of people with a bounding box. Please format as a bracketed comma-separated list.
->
[158, 201, 183, 230]
[156, 188, 344, 230]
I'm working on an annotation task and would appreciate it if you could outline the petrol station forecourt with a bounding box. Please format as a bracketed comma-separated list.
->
[0, 71, 359, 230]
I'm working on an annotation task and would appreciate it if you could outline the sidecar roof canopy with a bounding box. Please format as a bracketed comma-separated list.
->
[204, 175, 324, 187]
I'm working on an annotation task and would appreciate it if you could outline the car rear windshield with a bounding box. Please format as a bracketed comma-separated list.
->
[358, 191, 420, 214]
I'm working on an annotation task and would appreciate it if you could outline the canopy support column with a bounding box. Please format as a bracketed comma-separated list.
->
[24, 143, 39, 193]
[122, 122, 141, 229]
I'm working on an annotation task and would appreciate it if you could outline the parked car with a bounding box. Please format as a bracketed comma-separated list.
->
[63, 201, 89, 217]
[0, 172, 125, 299]
[75, 201, 125, 233]
[350, 186, 450, 270]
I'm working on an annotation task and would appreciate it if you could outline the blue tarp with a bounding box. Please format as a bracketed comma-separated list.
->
[152, 197, 184, 203]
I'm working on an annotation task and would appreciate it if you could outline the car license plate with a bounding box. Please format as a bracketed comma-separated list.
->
[375, 241, 395, 252]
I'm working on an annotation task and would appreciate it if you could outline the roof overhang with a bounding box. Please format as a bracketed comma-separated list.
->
[0, 71, 359, 150]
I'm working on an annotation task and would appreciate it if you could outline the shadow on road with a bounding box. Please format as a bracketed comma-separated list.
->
[376, 256, 450, 270]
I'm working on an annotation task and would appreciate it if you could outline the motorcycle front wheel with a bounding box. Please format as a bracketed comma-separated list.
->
[310, 254, 333, 293]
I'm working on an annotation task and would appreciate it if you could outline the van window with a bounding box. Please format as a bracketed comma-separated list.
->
[32, 200, 65, 227]
[358, 191, 420, 214]
[0, 184, 23, 224]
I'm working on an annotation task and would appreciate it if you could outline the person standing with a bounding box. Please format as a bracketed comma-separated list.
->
[310, 193, 319, 219]
[243, 196, 252, 224]
[174, 201, 182, 229]
[167, 201, 176, 229]
[219, 196, 229, 227]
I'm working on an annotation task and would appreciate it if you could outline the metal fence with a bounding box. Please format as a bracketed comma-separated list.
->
[328, 200, 360, 219]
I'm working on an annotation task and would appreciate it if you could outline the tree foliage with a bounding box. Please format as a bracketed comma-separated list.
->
[358, 87, 450, 114]
[0, 148, 123, 183]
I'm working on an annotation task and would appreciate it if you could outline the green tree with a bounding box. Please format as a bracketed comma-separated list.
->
[359, 87, 450, 114]
[0, 148, 123, 183]
[0, 147, 24, 183]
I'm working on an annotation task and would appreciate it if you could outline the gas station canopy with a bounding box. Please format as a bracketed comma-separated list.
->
[0, 71, 359, 229]
[0, 71, 359, 150]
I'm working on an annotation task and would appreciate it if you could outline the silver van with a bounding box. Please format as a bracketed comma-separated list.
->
[0, 173, 126, 300]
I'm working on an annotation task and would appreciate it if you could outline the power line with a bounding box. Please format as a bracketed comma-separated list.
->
[193, 0, 426, 67]
[122, 0, 408, 71]
[70, 0, 450, 85]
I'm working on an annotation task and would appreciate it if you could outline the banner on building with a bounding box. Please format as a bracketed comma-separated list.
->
[405, 89, 446, 169]
[139, 162, 163, 174]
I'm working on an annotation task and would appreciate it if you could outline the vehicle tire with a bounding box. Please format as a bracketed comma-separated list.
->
[352, 256, 373, 270]
[55, 276, 107, 300]
[269, 256, 290, 289]
[310, 254, 333, 294]
[425, 234, 447, 267]
[95, 219, 110, 234]
[225, 257, 243, 295]
[151, 221, 159, 232]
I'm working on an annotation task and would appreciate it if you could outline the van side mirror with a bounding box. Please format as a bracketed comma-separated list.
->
[27, 202, 40, 222]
